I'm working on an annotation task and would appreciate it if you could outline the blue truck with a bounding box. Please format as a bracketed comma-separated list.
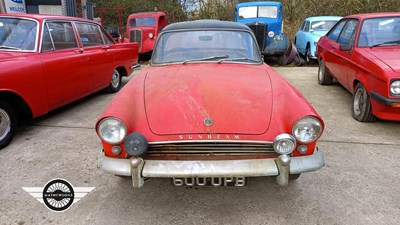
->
[235, 1, 295, 64]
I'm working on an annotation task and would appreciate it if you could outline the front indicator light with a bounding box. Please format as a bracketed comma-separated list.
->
[297, 145, 308, 154]
[111, 146, 122, 155]
[273, 134, 296, 155]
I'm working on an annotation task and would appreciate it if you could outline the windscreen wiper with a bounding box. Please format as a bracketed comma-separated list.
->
[0, 45, 22, 50]
[182, 55, 229, 64]
[371, 40, 400, 47]
[218, 57, 260, 63]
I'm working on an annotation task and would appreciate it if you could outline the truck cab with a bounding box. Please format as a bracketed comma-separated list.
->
[235, 2, 289, 60]
[126, 11, 167, 54]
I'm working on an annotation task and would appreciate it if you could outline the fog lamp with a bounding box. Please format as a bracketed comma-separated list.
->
[273, 134, 296, 155]
[124, 132, 148, 157]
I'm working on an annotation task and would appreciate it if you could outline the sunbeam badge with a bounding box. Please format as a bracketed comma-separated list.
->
[22, 179, 94, 212]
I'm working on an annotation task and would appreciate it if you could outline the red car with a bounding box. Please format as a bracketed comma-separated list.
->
[0, 14, 139, 149]
[317, 12, 400, 122]
[126, 11, 167, 54]
[97, 20, 325, 189]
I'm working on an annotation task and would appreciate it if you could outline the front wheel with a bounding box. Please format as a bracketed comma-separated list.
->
[305, 45, 311, 64]
[318, 60, 333, 85]
[352, 83, 376, 122]
[106, 69, 122, 93]
[0, 101, 17, 150]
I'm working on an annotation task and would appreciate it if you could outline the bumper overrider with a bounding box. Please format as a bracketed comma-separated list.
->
[99, 148, 324, 188]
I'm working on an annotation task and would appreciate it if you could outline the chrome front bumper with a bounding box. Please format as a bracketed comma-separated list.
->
[99, 149, 324, 188]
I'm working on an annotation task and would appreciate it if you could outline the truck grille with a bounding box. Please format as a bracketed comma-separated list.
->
[129, 29, 142, 52]
[146, 142, 275, 156]
[247, 22, 267, 50]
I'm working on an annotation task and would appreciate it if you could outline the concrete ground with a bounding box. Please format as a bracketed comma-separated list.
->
[0, 66, 399, 225]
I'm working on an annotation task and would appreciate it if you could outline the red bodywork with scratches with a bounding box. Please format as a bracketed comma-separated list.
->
[126, 12, 167, 54]
[96, 20, 325, 188]
[0, 13, 138, 149]
[317, 12, 400, 121]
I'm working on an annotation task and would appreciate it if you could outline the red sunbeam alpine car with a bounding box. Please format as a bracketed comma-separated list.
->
[317, 12, 400, 122]
[96, 20, 325, 189]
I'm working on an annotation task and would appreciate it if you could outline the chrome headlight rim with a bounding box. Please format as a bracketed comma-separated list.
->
[390, 80, 400, 96]
[292, 116, 323, 144]
[97, 117, 127, 144]
[268, 31, 275, 38]
[273, 133, 296, 155]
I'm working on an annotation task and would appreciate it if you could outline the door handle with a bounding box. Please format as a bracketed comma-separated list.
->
[102, 45, 110, 50]
[332, 46, 336, 50]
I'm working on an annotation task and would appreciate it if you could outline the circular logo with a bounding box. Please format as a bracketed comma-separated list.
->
[42, 179, 75, 212]
[204, 118, 213, 127]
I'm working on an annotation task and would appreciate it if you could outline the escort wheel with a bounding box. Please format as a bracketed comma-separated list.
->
[0, 101, 17, 150]
[318, 60, 333, 85]
[352, 83, 376, 122]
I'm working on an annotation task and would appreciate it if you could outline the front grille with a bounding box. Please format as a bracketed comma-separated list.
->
[247, 22, 267, 50]
[146, 142, 275, 156]
[129, 29, 142, 51]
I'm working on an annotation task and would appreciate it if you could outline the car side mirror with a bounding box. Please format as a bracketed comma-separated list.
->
[339, 44, 352, 51]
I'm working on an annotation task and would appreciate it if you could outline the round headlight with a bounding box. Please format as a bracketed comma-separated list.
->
[148, 33, 154, 39]
[97, 118, 127, 144]
[273, 133, 296, 155]
[268, 31, 275, 38]
[292, 116, 323, 143]
[390, 80, 400, 95]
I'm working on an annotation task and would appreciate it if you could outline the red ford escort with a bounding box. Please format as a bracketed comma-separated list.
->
[97, 20, 325, 188]
[317, 12, 400, 122]
[0, 14, 139, 149]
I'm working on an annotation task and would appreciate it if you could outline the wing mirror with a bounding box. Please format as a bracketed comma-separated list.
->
[339, 44, 352, 51]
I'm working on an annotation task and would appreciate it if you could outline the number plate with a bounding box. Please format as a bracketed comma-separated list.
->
[172, 177, 246, 187]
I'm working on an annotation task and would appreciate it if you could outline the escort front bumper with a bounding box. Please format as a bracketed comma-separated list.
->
[99, 149, 324, 188]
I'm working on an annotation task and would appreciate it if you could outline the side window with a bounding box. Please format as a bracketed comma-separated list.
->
[100, 27, 114, 45]
[337, 20, 359, 44]
[299, 21, 306, 31]
[75, 22, 104, 47]
[304, 21, 310, 32]
[327, 20, 347, 41]
[42, 21, 78, 51]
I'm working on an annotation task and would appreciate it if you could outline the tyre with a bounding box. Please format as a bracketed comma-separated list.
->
[352, 83, 376, 122]
[318, 60, 333, 85]
[305, 45, 311, 64]
[0, 101, 17, 150]
[289, 174, 301, 180]
[106, 69, 122, 93]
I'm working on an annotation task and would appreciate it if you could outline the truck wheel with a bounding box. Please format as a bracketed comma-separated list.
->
[318, 60, 333, 85]
[0, 101, 17, 150]
[106, 69, 122, 93]
[352, 83, 376, 122]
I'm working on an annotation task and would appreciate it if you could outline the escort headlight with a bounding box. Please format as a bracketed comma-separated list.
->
[268, 31, 275, 38]
[97, 117, 127, 144]
[292, 116, 323, 143]
[390, 80, 400, 95]
[273, 134, 296, 155]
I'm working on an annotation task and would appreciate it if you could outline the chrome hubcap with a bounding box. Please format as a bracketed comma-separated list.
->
[0, 108, 11, 142]
[111, 70, 120, 88]
[353, 88, 364, 116]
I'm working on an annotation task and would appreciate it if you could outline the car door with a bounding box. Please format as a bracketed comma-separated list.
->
[74, 22, 114, 90]
[333, 19, 359, 90]
[320, 19, 347, 80]
[40, 20, 91, 109]
[297, 20, 309, 55]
